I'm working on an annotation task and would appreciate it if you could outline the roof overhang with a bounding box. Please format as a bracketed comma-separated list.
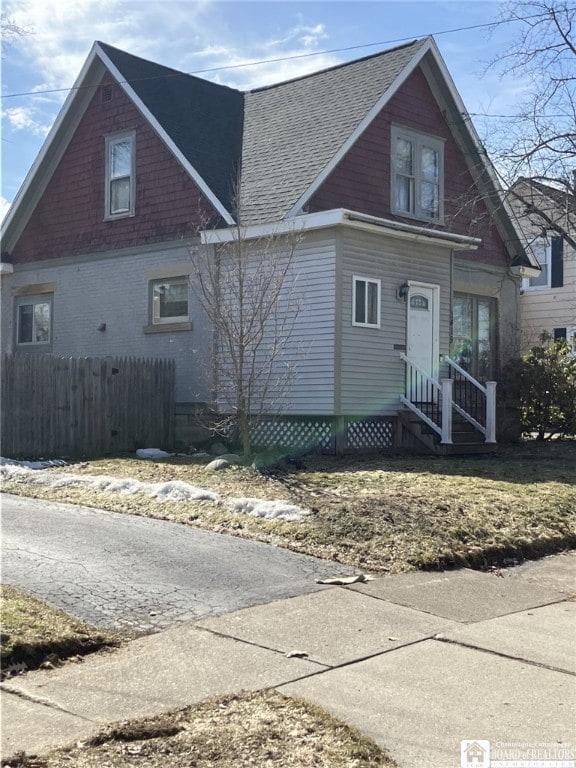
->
[201, 208, 481, 251]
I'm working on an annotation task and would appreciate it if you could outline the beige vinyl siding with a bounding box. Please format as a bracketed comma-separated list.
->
[339, 228, 452, 415]
[521, 244, 576, 347]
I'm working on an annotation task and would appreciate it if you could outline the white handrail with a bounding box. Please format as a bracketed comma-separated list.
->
[402, 354, 497, 445]
[444, 356, 487, 395]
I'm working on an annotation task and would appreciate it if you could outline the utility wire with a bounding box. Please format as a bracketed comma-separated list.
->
[2, 9, 571, 101]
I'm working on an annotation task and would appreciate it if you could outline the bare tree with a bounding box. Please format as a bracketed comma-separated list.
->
[485, 1, 576, 247]
[1, 13, 31, 56]
[191, 218, 303, 460]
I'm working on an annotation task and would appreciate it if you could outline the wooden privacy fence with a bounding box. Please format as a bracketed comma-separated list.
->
[1, 355, 175, 458]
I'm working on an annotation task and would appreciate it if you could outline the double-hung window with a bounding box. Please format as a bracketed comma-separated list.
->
[522, 236, 565, 291]
[523, 237, 551, 290]
[151, 277, 189, 325]
[16, 294, 53, 347]
[105, 132, 135, 218]
[353, 276, 380, 328]
[392, 126, 444, 222]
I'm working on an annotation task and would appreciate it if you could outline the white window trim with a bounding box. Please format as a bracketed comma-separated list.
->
[522, 237, 551, 291]
[105, 131, 136, 220]
[150, 276, 190, 326]
[391, 125, 444, 223]
[352, 275, 381, 328]
[567, 326, 576, 356]
[15, 294, 53, 347]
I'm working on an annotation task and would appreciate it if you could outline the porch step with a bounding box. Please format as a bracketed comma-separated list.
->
[398, 408, 497, 456]
[436, 441, 498, 456]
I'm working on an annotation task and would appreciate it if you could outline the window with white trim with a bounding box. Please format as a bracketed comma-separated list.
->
[392, 126, 444, 222]
[522, 237, 550, 290]
[16, 295, 52, 346]
[105, 132, 135, 218]
[352, 276, 380, 328]
[151, 277, 189, 325]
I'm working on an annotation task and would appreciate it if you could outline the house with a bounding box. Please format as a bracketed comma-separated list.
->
[0, 37, 537, 455]
[508, 177, 576, 353]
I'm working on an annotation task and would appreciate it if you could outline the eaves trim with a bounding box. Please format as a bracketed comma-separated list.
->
[201, 207, 481, 251]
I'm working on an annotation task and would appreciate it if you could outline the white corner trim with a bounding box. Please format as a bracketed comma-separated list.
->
[0, 263, 14, 275]
[95, 43, 235, 226]
[286, 37, 434, 218]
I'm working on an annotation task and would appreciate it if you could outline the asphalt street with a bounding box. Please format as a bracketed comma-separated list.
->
[1, 494, 355, 633]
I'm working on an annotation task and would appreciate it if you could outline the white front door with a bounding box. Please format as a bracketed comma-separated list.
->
[406, 283, 439, 398]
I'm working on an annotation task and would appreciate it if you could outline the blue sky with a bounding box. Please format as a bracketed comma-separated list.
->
[1, 0, 529, 221]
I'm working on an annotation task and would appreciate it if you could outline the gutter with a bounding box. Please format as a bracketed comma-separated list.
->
[201, 208, 482, 251]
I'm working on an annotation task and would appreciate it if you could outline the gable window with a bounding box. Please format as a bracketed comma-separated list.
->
[151, 277, 189, 325]
[392, 126, 443, 222]
[16, 295, 52, 347]
[452, 294, 496, 381]
[105, 132, 135, 218]
[522, 236, 563, 290]
[353, 276, 380, 328]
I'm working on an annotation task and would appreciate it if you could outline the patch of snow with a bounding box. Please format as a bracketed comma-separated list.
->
[0, 465, 309, 520]
[136, 448, 173, 459]
[226, 497, 311, 521]
[0, 466, 216, 502]
[148, 480, 217, 502]
[0, 457, 68, 470]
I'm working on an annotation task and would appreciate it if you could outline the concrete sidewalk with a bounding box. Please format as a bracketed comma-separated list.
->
[2, 553, 575, 767]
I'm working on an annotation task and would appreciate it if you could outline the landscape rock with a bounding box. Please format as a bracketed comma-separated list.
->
[205, 459, 231, 471]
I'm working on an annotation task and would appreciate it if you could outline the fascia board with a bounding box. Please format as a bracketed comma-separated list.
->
[1, 43, 103, 244]
[201, 209, 345, 243]
[423, 39, 535, 266]
[95, 43, 235, 226]
[286, 37, 434, 219]
[201, 206, 481, 251]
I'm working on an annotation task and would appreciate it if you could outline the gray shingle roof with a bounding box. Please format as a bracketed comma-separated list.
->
[239, 40, 426, 223]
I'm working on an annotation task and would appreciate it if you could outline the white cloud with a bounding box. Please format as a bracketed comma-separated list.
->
[0, 197, 12, 224]
[2, 106, 51, 137]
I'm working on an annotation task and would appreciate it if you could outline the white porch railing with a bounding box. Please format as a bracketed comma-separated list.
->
[400, 353, 497, 444]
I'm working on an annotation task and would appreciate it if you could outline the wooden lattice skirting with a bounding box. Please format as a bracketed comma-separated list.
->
[250, 415, 396, 455]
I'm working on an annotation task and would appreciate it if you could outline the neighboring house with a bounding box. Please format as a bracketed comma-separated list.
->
[508, 178, 576, 354]
[0, 37, 537, 454]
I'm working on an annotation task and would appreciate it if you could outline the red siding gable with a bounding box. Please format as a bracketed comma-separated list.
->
[307, 66, 508, 267]
[12, 74, 219, 264]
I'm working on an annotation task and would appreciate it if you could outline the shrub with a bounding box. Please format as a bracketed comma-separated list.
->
[502, 335, 576, 440]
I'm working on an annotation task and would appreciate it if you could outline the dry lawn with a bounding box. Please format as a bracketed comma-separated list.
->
[3, 440, 575, 573]
[2, 441, 573, 767]
[3, 690, 396, 768]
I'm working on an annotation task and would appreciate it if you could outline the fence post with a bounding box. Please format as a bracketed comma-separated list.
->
[441, 378, 453, 444]
[485, 381, 497, 443]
